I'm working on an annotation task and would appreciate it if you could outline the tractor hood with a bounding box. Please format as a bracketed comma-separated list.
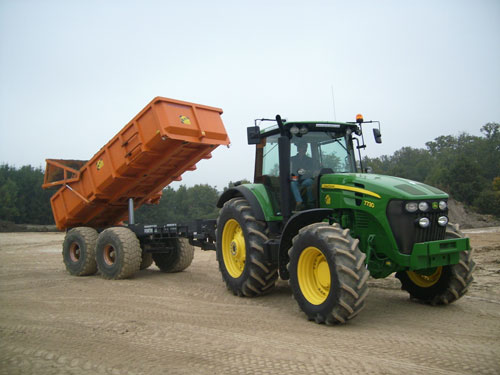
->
[321, 173, 448, 201]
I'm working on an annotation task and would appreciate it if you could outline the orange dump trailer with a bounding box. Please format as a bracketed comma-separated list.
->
[43, 97, 230, 231]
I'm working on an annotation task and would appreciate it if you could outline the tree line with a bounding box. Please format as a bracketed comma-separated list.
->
[0, 123, 498, 225]
[364, 123, 500, 216]
[0, 163, 247, 226]
[0, 165, 55, 224]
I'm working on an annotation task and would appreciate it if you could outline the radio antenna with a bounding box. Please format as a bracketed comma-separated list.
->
[330, 84, 337, 121]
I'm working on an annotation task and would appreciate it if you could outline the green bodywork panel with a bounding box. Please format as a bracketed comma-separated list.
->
[240, 184, 282, 222]
[241, 173, 471, 278]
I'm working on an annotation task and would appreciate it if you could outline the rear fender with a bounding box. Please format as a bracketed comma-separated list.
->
[217, 185, 267, 221]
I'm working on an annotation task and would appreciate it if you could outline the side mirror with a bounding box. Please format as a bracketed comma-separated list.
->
[247, 126, 261, 145]
[373, 128, 382, 144]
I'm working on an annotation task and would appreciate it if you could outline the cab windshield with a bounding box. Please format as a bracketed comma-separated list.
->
[262, 131, 356, 177]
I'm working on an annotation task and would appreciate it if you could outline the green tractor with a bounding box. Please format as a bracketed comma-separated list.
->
[216, 114, 474, 324]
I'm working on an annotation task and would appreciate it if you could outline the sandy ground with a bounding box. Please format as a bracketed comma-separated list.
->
[0, 228, 499, 375]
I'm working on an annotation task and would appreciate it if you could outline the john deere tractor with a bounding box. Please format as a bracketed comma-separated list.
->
[215, 115, 474, 324]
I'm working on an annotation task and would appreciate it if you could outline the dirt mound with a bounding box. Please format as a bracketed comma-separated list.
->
[448, 198, 500, 229]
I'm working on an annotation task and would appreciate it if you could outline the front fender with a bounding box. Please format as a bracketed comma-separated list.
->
[278, 208, 333, 279]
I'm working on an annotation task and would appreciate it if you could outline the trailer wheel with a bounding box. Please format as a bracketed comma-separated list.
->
[287, 222, 369, 324]
[395, 224, 475, 305]
[152, 238, 194, 273]
[95, 227, 142, 279]
[216, 197, 278, 297]
[62, 227, 98, 276]
[140, 252, 153, 270]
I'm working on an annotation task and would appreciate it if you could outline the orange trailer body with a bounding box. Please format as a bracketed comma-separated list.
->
[43, 97, 230, 230]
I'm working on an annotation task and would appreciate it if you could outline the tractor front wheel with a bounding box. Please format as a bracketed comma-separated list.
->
[287, 222, 369, 324]
[395, 224, 475, 305]
[216, 197, 278, 297]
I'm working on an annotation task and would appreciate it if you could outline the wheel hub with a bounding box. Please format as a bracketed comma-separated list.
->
[316, 261, 331, 289]
[222, 219, 246, 278]
[69, 242, 81, 262]
[298, 246, 331, 305]
[407, 267, 442, 288]
[230, 241, 238, 256]
[103, 245, 116, 266]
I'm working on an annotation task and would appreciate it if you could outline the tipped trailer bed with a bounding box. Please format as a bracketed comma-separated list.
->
[43, 97, 229, 279]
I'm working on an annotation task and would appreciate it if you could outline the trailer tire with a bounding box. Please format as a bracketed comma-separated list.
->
[395, 224, 475, 305]
[152, 238, 194, 273]
[216, 197, 278, 297]
[140, 252, 153, 270]
[95, 227, 142, 279]
[62, 227, 98, 276]
[287, 222, 369, 324]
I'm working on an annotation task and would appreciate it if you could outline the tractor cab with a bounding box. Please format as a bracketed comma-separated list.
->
[248, 115, 380, 221]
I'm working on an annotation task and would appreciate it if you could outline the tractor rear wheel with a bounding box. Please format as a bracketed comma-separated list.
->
[216, 197, 278, 297]
[62, 227, 98, 276]
[287, 222, 369, 324]
[152, 238, 194, 273]
[395, 224, 475, 305]
[95, 227, 142, 279]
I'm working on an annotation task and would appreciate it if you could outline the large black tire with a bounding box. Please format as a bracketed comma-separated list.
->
[216, 197, 278, 297]
[395, 223, 475, 305]
[152, 238, 194, 273]
[287, 222, 369, 324]
[95, 227, 142, 279]
[140, 252, 153, 270]
[62, 227, 98, 276]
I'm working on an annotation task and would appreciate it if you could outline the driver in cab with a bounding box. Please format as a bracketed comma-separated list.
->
[291, 142, 314, 210]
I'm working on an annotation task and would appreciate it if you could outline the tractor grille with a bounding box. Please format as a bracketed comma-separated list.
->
[387, 200, 447, 254]
[414, 212, 446, 244]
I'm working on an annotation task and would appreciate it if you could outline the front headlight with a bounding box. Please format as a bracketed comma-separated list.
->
[437, 216, 449, 226]
[418, 202, 429, 212]
[439, 201, 447, 210]
[418, 217, 430, 228]
[405, 202, 418, 213]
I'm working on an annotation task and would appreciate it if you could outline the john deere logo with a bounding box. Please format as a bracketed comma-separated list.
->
[96, 159, 104, 170]
[179, 115, 191, 125]
[325, 195, 331, 205]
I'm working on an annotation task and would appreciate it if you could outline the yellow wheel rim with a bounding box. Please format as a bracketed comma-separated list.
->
[298, 246, 331, 305]
[222, 219, 246, 278]
[407, 267, 443, 288]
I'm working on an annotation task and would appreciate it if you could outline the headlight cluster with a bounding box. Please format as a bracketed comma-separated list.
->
[404, 200, 448, 228]
[405, 200, 447, 213]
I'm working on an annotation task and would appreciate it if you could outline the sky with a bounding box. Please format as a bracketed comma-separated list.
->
[1, 0, 499, 190]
